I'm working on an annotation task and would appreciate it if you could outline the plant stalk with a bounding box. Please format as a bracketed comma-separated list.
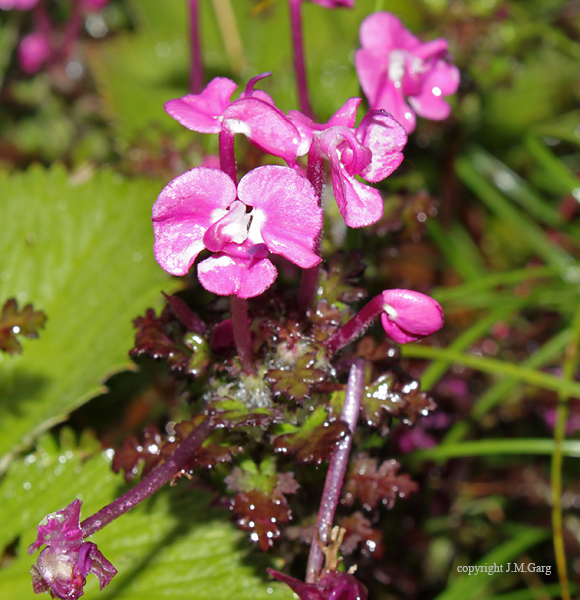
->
[305, 358, 365, 583]
[324, 294, 385, 354]
[81, 417, 214, 538]
[230, 295, 253, 373]
[219, 126, 237, 184]
[189, 0, 204, 93]
[288, 0, 313, 119]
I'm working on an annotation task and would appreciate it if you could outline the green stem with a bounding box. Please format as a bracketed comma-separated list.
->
[400, 344, 580, 398]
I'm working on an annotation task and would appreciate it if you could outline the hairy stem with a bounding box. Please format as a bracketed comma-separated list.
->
[189, 0, 204, 93]
[325, 294, 385, 355]
[288, 0, 313, 119]
[305, 358, 365, 582]
[219, 126, 237, 184]
[299, 140, 325, 311]
[230, 295, 253, 373]
[81, 417, 214, 538]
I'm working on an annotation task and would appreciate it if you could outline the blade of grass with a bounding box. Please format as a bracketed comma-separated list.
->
[421, 299, 526, 391]
[413, 438, 580, 460]
[550, 302, 580, 600]
[456, 156, 579, 282]
[525, 135, 580, 199]
[432, 266, 555, 304]
[426, 219, 487, 282]
[443, 329, 571, 444]
[435, 527, 548, 600]
[468, 146, 564, 228]
[400, 344, 580, 398]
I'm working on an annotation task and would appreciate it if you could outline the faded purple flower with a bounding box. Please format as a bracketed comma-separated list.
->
[164, 74, 302, 166]
[28, 499, 117, 600]
[268, 569, 367, 600]
[381, 289, 444, 344]
[152, 165, 322, 298]
[18, 32, 51, 74]
[355, 12, 460, 133]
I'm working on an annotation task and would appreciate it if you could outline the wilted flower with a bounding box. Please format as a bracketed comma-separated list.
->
[28, 499, 117, 600]
[152, 165, 322, 298]
[268, 569, 367, 600]
[355, 12, 460, 133]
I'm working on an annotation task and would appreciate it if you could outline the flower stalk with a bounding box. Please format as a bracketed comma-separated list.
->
[288, 0, 313, 119]
[230, 295, 254, 374]
[305, 358, 365, 583]
[81, 416, 214, 537]
[189, 0, 204, 93]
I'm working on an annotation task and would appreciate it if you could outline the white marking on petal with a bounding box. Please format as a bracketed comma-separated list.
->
[198, 255, 235, 273]
[383, 303, 398, 320]
[226, 118, 252, 137]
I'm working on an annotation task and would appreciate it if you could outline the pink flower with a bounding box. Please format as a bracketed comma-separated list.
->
[355, 12, 460, 133]
[319, 111, 406, 227]
[28, 499, 117, 600]
[268, 569, 367, 600]
[152, 166, 322, 298]
[18, 32, 51, 74]
[0, 0, 39, 9]
[164, 74, 302, 166]
[381, 289, 444, 344]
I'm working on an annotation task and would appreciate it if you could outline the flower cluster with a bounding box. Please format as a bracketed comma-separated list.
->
[28, 500, 116, 600]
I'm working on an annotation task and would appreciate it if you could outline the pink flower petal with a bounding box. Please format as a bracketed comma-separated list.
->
[354, 48, 388, 108]
[237, 166, 322, 268]
[0, 0, 39, 9]
[328, 157, 385, 228]
[197, 254, 277, 298]
[359, 12, 420, 55]
[152, 168, 236, 276]
[223, 98, 301, 165]
[408, 60, 460, 120]
[164, 77, 238, 133]
[357, 110, 407, 182]
[380, 289, 443, 343]
[374, 77, 416, 133]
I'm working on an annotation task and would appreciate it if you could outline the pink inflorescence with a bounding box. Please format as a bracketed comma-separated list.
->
[28, 499, 117, 600]
[0, 0, 39, 9]
[152, 165, 322, 298]
[355, 12, 460, 133]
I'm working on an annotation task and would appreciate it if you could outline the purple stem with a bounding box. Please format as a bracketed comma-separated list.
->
[219, 126, 237, 184]
[288, 0, 313, 119]
[188, 0, 204, 93]
[324, 293, 385, 355]
[62, 2, 84, 61]
[305, 358, 365, 583]
[32, 2, 53, 39]
[230, 295, 253, 374]
[81, 417, 214, 538]
[299, 139, 325, 311]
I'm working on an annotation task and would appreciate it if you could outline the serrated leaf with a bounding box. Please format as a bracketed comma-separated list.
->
[0, 165, 176, 467]
[0, 298, 46, 354]
[0, 431, 294, 600]
[273, 405, 349, 465]
[266, 353, 326, 402]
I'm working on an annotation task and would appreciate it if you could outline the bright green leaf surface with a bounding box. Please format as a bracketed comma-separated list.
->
[0, 165, 176, 467]
[0, 431, 293, 600]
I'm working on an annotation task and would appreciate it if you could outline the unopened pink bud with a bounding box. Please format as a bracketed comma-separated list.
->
[380, 289, 443, 344]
